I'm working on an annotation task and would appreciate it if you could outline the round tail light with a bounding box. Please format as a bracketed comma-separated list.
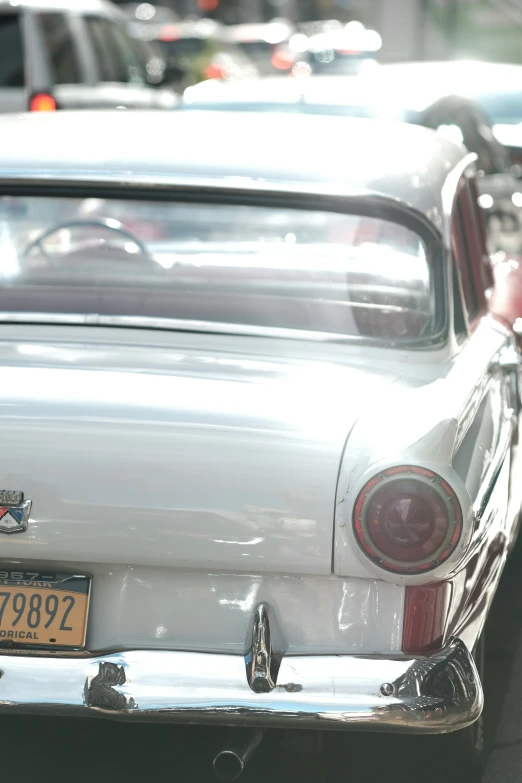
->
[353, 466, 462, 574]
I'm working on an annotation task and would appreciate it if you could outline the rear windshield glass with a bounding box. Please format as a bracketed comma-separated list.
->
[0, 14, 24, 87]
[0, 196, 435, 342]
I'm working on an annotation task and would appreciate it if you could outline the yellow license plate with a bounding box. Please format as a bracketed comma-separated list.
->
[0, 571, 91, 649]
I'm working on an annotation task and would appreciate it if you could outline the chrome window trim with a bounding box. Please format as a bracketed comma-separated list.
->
[0, 312, 363, 344]
[441, 151, 478, 244]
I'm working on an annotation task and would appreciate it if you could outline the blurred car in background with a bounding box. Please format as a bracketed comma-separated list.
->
[227, 20, 295, 75]
[297, 21, 382, 77]
[183, 73, 521, 255]
[0, 0, 177, 111]
[131, 17, 258, 90]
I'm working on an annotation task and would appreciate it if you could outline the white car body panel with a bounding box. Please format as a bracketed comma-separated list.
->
[334, 318, 513, 583]
[0, 326, 406, 654]
[0, 330, 398, 576]
[81, 564, 404, 654]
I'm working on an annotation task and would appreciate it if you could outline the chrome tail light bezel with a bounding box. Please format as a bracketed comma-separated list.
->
[353, 465, 463, 574]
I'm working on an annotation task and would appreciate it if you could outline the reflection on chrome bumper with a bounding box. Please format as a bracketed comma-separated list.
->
[0, 640, 481, 733]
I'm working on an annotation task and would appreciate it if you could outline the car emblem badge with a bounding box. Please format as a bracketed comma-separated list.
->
[0, 491, 31, 534]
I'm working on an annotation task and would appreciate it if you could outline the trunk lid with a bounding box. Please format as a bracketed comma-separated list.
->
[0, 329, 400, 575]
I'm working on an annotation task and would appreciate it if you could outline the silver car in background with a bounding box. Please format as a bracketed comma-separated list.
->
[0, 0, 177, 112]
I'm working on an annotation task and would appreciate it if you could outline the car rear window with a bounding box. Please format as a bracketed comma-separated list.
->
[0, 195, 437, 343]
[0, 13, 24, 87]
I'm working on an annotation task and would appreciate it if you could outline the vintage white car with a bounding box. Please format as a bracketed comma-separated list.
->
[0, 111, 519, 779]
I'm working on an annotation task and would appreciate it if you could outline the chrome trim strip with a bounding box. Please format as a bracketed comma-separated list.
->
[0, 174, 444, 241]
[440, 152, 478, 243]
[473, 343, 519, 521]
[0, 171, 368, 197]
[474, 413, 516, 521]
[0, 640, 481, 733]
[0, 312, 358, 344]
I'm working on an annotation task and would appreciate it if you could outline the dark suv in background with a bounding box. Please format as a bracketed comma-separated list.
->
[0, 0, 177, 112]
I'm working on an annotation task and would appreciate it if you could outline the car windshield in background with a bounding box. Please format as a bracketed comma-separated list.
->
[0, 195, 434, 342]
[476, 89, 522, 126]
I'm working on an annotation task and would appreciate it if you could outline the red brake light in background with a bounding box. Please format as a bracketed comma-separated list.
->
[29, 93, 57, 112]
[198, 0, 219, 10]
[271, 50, 295, 70]
[204, 64, 225, 80]
[158, 24, 180, 42]
[353, 466, 462, 574]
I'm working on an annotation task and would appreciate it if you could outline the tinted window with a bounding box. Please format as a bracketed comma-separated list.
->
[0, 14, 24, 87]
[38, 13, 81, 85]
[85, 17, 145, 84]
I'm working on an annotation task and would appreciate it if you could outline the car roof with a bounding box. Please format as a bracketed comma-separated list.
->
[0, 0, 121, 15]
[0, 111, 468, 231]
[183, 73, 480, 116]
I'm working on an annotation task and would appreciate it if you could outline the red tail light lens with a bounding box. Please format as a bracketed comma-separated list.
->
[29, 93, 57, 112]
[353, 466, 462, 574]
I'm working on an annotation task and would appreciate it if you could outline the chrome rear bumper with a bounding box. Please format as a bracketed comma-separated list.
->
[0, 639, 481, 733]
